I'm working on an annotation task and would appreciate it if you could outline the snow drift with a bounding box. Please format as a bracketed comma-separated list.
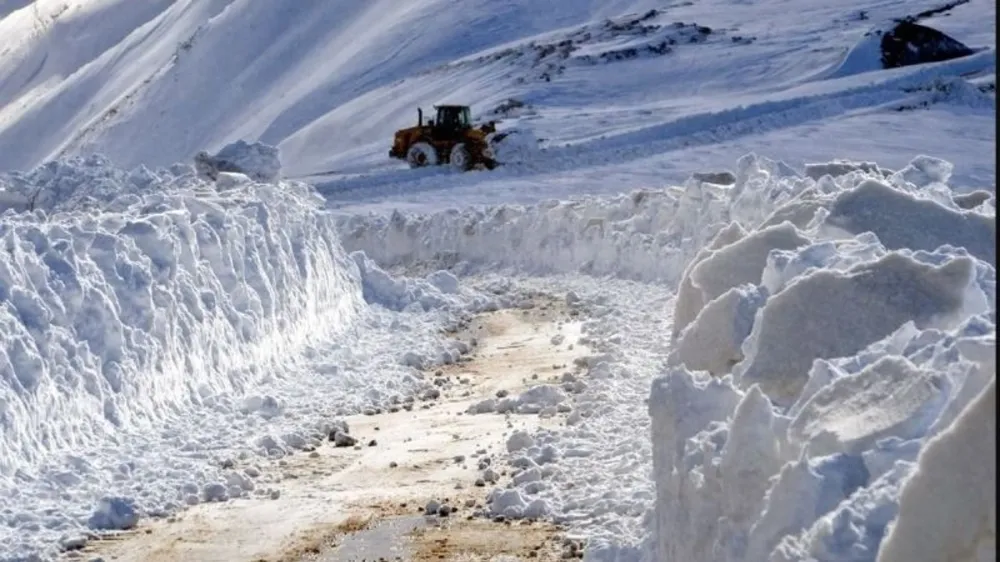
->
[648, 154, 995, 562]
[0, 155, 370, 556]
[0, 156, 363, 477]
[876, 377, 995, 562]
[337, 154, 818, 285]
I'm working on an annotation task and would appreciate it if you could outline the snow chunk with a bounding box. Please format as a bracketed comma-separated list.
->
[804, 159, 891, 181]
[350, 251, 469, 312]
[87, 497, 139, 531]
[769, 461, 912, 562]
[648, 367, 743, 562]
[672, 283, 768, 375]
[672, 221, 747, 342]
[507, 430, 535, 453]
[737, 251, 975, 405]
[673, 222, 810, 339]
[758, 188, 831, 230]
[788, 356, 950, 457]
[502, 385, 568, 414]
[952, 190, 994, 211]
[194, 140, 282, 183]
[490, 488, 528, 518]
[717, 386, 783, 560]
[876, 378, 996, 562]
[823, 178, 996, 266]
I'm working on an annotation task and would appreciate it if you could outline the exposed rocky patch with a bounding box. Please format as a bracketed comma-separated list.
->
[426, 9, 724, 84]
[879, 20, 975, 69]
[483, 97, 539, 120]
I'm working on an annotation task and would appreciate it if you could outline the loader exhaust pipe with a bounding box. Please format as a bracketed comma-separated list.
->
[418, 108, 423, 127]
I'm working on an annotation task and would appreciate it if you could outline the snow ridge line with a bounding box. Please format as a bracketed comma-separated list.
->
[0, 166, 365, 478]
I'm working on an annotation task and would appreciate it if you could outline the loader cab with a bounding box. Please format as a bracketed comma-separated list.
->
[433, 105, 472, 130]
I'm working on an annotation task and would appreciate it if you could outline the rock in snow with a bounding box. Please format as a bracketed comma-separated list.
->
[879, 20, 976, 70]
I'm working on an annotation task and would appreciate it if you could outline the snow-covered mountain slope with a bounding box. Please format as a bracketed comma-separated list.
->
[0, 0, 995, 194]
[0, 0, 660, 172]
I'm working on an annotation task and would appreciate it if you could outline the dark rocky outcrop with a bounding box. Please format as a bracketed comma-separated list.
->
[880, 20, 975, 69]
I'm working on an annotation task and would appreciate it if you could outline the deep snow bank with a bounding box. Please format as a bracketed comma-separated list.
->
[649, 154, 995, 562]
[0, 155, 363, 478]
[876, 377, 995, 562]
[338, 154, 827, 285]
[653, 309, 995, 562]
[0, 151, 543, 561]
[335, 152, 994, 562]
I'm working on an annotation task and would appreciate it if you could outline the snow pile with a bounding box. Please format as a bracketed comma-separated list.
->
[0, 156, 362, 474]
[194, 140, 283, 183]
[875, 378, 995, 562]
[350, 251, 499, 314]
[652, 317, 995, 562]
[648, 155, 995, 561]
[490, 127, 542, 165]
[338, 154, 823, 285]
[738, 250, 980, 406]
[0, 155, 375, 556]
[822, 171, 995, 265]
[670, 222, 811, 343]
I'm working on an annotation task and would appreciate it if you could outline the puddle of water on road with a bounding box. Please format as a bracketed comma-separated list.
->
[317, 515, 429, 561]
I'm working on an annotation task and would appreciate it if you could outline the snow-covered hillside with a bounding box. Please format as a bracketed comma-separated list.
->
[0, 0, 995, 561]
[1, 0, 995, 190]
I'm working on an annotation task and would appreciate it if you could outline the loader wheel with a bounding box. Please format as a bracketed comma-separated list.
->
[449, 143, 472, 171]
[407, 142, 438, 168]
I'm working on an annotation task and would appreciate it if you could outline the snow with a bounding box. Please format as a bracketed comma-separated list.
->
[823, 174, 996, 265]
[646, 158, 994, 562]
[0, 0, 996, 560]
[0, 155, 519, 559]
[671, 222, 812, 340]
[876, 378, 996, 562]
[0, 156, 364, 476]
[786, 356, 950, 456]
[193, 140, 283, 183]
[737, 250, 978, 405]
